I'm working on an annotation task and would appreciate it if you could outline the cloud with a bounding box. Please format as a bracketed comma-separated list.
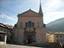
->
[44, 0, 64, 11]
[0, 12, 17, 20]
[0, 0, 64, 25]
[0, 12, 17, 25]
[42, 0, 64, 24]
[44, 11, 64, 24]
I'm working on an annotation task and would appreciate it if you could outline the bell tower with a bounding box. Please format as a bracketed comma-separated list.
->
[39, 0, 44, 26]
[39, 0, 43, 16]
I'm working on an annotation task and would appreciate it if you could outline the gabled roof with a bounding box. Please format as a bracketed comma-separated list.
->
[0, 23, 13, 30]
[18, 9, 42, 17]
[0, 23, 7, 28]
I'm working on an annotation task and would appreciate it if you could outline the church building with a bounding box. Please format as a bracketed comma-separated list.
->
[13, 2, 47, 44]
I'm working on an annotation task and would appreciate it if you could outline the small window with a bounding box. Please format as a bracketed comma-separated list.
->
[60, 35, 62, 38]
[25, 23, 27, 27]
[43, 24, 46, 27]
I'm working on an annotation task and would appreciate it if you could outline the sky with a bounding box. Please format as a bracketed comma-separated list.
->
[0, 0, 64, 26]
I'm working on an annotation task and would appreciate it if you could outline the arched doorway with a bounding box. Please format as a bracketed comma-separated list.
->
[24, 32, 36, 44]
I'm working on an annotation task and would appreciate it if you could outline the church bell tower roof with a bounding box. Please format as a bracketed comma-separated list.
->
[39, 0, 43, 16]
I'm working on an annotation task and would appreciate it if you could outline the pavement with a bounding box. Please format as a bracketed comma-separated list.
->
[6, 44, 42, 48]
[1, 44, 61, 48]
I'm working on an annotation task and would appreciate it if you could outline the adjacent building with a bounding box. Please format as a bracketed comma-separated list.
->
[0, 23, 13, 43]
[47, 32, 64, 45]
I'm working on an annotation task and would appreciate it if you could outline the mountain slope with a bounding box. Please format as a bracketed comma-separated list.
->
[46, 18, 64, 32]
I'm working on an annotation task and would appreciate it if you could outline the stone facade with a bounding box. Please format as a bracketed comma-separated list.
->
[13, 8, 47, 44]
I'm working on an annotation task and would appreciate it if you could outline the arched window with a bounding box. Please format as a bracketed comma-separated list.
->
[28, 21, 32, 27]
[25, 21, 34, 28]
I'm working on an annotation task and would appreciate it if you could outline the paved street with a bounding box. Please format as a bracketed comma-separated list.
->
[6, 44, 42, 48]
